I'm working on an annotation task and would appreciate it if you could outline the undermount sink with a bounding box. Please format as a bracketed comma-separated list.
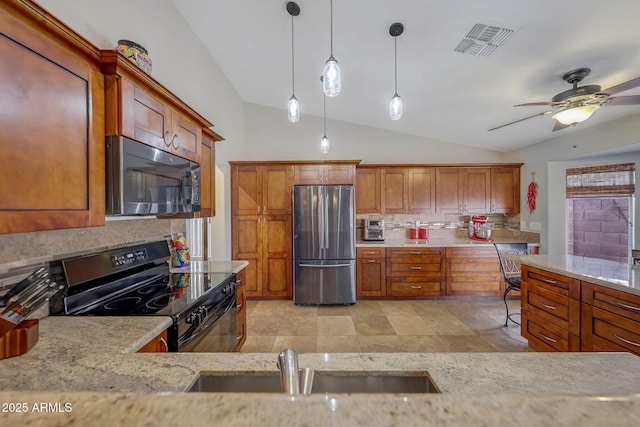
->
[187, 371, 440, 394]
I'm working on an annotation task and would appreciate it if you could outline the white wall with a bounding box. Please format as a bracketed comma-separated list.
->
[505, 113, 640, 254]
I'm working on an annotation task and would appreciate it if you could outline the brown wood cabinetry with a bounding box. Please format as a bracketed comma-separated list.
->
[581, 281, 640, 356]
[445, 247, 503, 296]
[356, 247, 386, 297]
[490, 167, 520, 213]
[381, 168, 409, 213]
[408, 168, 436, 214]
[294, 163, 355, 185]
[137, 329, 168, 353]
[199, 128, 223, 218]
[235, 269, 247, 350]
[356, 168, 381, 213]
[386, 248, 445, 297]
[102, 51, 213, 163]
[435, 168, 490, 214]
[0, 0, 105, 234]
[231, 163, 293, 298]
[520, 265, 581, 351]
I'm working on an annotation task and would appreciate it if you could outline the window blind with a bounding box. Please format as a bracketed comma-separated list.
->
[566, 163, 635, 197]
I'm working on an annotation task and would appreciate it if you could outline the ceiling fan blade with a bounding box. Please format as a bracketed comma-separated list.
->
[601, 77, 640, 95]
[605, 95, 640, 106]
[488, 111, 552, 131]
[552, 121, 571, 132]
[513, 102, 555, 107]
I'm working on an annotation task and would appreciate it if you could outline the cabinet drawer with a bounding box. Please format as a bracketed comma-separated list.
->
[522, 310, 580, 352]
[582, 281, 640, 323]
[582, 305, 640, 356]
[389, 263, 443, 275]
[521, 265, 580, 299]
[521, 280, 580, 335]
[446, 276, 502, 295]
[387, 248, 442, 258]
[357, 247, 385, 258]
[388, 278, 442, 297]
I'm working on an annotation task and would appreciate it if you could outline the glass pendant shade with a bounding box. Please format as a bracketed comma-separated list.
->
[552, 105, 599, 125]
[287, 95, 300, 122]
[389, 93, 403, 120]
[320, 135, 330, 153]
[322, 57, 341, 97]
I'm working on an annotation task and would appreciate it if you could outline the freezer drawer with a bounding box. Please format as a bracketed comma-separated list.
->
[294, 260, 356, 305]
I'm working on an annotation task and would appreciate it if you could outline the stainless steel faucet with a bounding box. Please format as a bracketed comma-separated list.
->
[277, 348, 314, 395]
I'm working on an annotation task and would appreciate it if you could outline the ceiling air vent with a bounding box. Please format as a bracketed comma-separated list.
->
[455, 23, 515, 57]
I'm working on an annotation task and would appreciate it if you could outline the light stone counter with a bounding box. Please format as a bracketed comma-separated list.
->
[519, 254, 640, 297]
[169, 260, 249, 274]
[1, 316, 640, 425]
[357, 237, 540, 248]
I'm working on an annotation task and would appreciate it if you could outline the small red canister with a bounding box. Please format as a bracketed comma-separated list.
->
[409, 228, 418, 239]
[419, 227, 429, 239]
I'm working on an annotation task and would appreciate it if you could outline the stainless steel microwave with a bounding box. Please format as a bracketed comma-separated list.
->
[106, 136, 200, 215]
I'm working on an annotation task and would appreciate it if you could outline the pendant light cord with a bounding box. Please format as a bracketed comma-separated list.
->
[323, 94, 327, 136]
[291, 14, 295, 95]
[329, 0, 334, 56]
[394, 36, 398, 94]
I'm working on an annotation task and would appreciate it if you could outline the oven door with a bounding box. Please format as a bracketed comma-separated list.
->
[177, 293, 238, 352]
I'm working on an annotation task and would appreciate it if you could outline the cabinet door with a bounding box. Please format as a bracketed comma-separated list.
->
[445, 247, 502, 296]
[491, 167, 520, 213]
[356, 247, 386, 297]
[233, 216, 262, 297]
[263, 166, 293, 215]
[137, 330, 168, 353]
[0, 9, 105, 234]
[325, 165, 355, 184]
[408, 168, 435, 214]
[200, 132, 215, 217]
[294, 165, 324, 185]
[356, 168, 381, 213]
[262, 215, 292, 297]
[171, 111, 201, 162]
[121, 78, 170, 151]
[381, 169, 408, 213]
[435, 168, 463, 214]
[232, 165, 262, 215]
[463, 168, 491, 214]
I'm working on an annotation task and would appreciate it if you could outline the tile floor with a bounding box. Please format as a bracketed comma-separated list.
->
[240, 299, 533, 353]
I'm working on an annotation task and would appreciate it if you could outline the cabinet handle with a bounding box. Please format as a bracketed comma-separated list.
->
[237, 302, 243, 309]
[539, 278, 557, 285]
[163, 131, 172, 147]
[236, 279, 243, 284]
[410, 266, 422, 270]
[540, 303, 557, 311]
[410, 251, 422, 255]
[159, 337, 168, 353]
[458, 204, 462, 213]
[540, 333, 557, 343]
[237, 335, 243, 341]
[366, 251, 377, 255]
[613, 300, 640, 312]
[368, 259, 377, 263]
[491, 203, 496, 213]
[614, 334, 640, 348]
[410, 285, 422, 289]
[172, 134, 180, 150]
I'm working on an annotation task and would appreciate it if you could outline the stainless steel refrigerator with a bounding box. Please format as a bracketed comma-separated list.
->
[293, 185, 356, 305]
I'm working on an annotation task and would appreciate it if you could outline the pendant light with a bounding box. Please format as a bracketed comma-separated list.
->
[286, 2, 300, 122]
[321, 93, 330, 153]
[389, 22, 404, 120]
[322, 0, 341, 97]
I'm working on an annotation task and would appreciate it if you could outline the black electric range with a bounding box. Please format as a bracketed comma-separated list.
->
[51, 240, 238, 352]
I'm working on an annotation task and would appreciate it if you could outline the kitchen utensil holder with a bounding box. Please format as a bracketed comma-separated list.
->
[0, 318, 39, 360]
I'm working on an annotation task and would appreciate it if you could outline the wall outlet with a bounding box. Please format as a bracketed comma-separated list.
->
[529, 221, 541, 231]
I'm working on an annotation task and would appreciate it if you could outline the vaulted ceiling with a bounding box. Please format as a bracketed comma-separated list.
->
[172, 0, 640, 153]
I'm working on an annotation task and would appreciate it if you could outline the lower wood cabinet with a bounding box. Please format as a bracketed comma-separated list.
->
[235, 269, 247, 350]
[356, 247, 386, 297]
[445, 247, 503, 296]
[386, 248, 445, 297]
[137, 330, 168, 353]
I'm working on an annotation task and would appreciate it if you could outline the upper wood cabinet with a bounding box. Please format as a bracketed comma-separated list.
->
[490, 167, 520, 214]
[356, 168, 381, 213]
[0, 0, 105, 234]
[199, 128, 223, 218]
[231, 164, 293, 216]
[101, 51, 212, 163]
[408, 168, 436, 214]
[294, 163, 356, 185]
[435, 168, 490, 215]
[381, 168, 409, 213]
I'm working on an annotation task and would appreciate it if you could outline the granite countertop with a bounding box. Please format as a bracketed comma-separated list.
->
[519, 254, 640, 296]
[1, 316, 640, 426]
[169, 260, 249, 274]
[357, 237, 540, 248]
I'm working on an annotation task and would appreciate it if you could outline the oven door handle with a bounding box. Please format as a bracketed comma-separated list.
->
[178, 295, 235, 348]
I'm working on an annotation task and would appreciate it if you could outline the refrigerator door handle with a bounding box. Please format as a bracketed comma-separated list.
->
[318, 190, 324, 250]
[298, 263, 353, 268]
[324, 190, 330, 251]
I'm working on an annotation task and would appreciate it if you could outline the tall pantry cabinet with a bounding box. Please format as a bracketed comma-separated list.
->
[231, 163, 293, 298]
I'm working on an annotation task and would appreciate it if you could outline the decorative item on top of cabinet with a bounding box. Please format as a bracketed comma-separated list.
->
[137, 329, 168, 353]
[356, 247, 386, 297]
[235, 269, 247, 350]
[199, 128, 224, 218]
[0, 0, 106, 234]
[520, 265, 581, 352]
[386, 248, 445, 297]
[294, 162, 358, 185]
[101, 50, 214, 163]
[581, 281, 640, 356]
[445, 247, 503, 296]
[231, 163, 293, 298]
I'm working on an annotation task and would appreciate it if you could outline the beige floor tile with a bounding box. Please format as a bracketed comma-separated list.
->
[317, 316, 356, 336]
[353, 315, 396, 336]
[277, 316, 318, 336]
[239, 336, 276, 352]
[250, 300, 290, 316]
[317, 305, 354, 316]
[317, 336, 362, 353]
[386, 315, 435, 335]
[437, 335, 498, 352]
[272, 336, 317, 353]
[358, 335, 408, 352]
[397, 335, 454, 352]
[282, 304, 318, 317]
[379, 300, 419, 316]
[349, 300, 383, 316]
[247, 316, 282, 336]
[420, 314, 476, 335]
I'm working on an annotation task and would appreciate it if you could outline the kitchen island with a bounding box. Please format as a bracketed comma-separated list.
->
[1, 315, 640, 426]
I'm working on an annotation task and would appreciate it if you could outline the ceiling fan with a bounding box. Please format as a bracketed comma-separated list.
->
[489, 68, 640, 132]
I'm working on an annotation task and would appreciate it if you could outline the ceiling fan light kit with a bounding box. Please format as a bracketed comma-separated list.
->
[389, 22, 404, 120]
[286, 2, 300, 122]
[553, 104, 599, 125]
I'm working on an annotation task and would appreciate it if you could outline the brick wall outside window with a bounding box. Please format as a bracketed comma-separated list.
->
[567, 197, 630, 263]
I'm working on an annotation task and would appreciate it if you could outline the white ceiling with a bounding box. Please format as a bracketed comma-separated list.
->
[172, 0, 640, 153]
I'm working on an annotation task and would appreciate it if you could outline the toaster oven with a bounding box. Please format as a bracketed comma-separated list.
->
[363, 219, 385, 241]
